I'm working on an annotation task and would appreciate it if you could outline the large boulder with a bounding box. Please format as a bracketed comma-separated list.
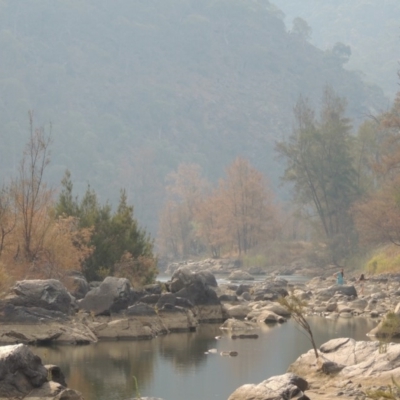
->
[175, 280, 220, 306]
[289, 337, 400, 387]
[0, 344, 84, 399]
[0, 303, 69, 323]
[315, 285, 357, 301]
[0, 320, 97, 345]
[228, 373, 309, 400]
[78, 276, 132, 315]
[228, 270, 255, 281]
[158, 305, 198, 332]
[6, 279, 72, 315]
[253, 279, 289, 301]
[0, 343, 48, 397]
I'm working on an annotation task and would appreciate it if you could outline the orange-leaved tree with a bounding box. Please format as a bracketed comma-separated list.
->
[158, 163, 209, 259]
[213, 157, 279, 255]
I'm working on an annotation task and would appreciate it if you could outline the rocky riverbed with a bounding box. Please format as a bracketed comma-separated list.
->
[1, 263, 400, 399]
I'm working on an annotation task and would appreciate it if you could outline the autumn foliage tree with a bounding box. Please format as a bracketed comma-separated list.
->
[158, 158, 279, 259]
[158, 163, 209, 259]
[354, 93, 400, 247]
[213, 157, 279, 255]
[0, 114, 92, 284]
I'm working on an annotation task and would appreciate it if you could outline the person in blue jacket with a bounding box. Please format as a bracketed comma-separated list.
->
[336, 268, 344, 285]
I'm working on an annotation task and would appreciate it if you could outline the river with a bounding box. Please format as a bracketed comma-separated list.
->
[30, 316, 378, 400]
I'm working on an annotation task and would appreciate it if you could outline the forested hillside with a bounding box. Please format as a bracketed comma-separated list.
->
[0, 0, 389, 234]
[272, 0, 400, 98]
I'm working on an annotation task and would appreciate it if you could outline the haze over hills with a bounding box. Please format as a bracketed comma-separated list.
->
[272, 0, 400, 98]
[0, 0, 391, 235]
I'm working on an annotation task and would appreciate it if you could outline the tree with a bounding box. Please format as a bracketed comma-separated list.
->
[331, 42, 351, 65]
[157, 163, 209, 259]
[354, 180, 400, 247]
[291, 17, 312, 41]
[216, 157, 279, 255]
[194, 189, 225, 258]
[276, 87, 360, 263]
[353, 93, 400, 247]
[54, 176, 157, 283]
[279, 294, 319, 359]
[54, 169, 78, 217]
[12, 112, 53, 261]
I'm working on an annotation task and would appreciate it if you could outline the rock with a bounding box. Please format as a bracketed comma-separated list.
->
[320, 359, 345, 374]
[289, 337, 400, 386]
[140, 294, 161, 305]
[144, 283, 163, 295]
[0, 343, 48, 397]
[28, 381, 84, 399]
[252, 281, 289, 301]
[46, 364, 67, 387]
[236, 284, 253, 296]
[197, 270, 218, 287]
[0, 303, 69, 323]
[262, 303, 292, 317]
[63, 271, 89, 300]
[247, 266, 266, 275]
[325, 302, 337, 312]
[126, 303, 157, 316]
[0, 344, 84, 398]
[93, 317, 166, 340]
[228, 372, 308, 400]
[158, 306, 198, 332]
[171, 273, 223, 322]
[241, 292, 251, 301]
[220, 318, 257, 331]
[78, 276, 132, 315]
[169, 267, 219, 292]
[175, 280, 220, 306]
[316, 285, 357, 301]
[7, 279, 72, 314]
[368, 311, 400, 338]
[219, 294, 239, 302]
[0, 321, 97, 345]
[257, 310, 286, 324]
[228, 270, 255, 281]
[231, 334, 259, 339]
[223, 304, 252, 319]
[220, 351, 238, 356]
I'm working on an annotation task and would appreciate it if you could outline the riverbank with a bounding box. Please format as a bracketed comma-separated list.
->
[1, 265, 400, 399]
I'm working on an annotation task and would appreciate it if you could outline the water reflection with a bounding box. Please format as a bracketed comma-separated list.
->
[30, 317, 378, 400]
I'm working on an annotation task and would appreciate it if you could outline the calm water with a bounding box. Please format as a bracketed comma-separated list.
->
[31, 317, 378, 400]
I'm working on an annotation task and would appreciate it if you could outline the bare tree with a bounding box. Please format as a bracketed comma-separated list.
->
[279, 294, 319, 359]
[13, 111, 53, 261]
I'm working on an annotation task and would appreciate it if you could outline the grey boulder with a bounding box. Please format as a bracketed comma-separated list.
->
[228, 372, 309, 400]
[78, 276, 132, 315]
[7, 279, 72, 314]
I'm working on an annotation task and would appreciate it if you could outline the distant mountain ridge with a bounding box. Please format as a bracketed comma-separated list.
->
[0, 0, 389, 234]
[272, 0, 400, 98]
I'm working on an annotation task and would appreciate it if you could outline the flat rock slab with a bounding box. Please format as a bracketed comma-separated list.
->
[289, 337, 400, 390]
[0, 322, 97, 345]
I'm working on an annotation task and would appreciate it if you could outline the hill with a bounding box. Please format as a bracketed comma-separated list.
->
[0, 0, 389, 234]
[272, 0, 400, 98]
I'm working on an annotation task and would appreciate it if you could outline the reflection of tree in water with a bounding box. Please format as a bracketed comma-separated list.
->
[157, 324, 224, 371]
[30, 341, 158, 400]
